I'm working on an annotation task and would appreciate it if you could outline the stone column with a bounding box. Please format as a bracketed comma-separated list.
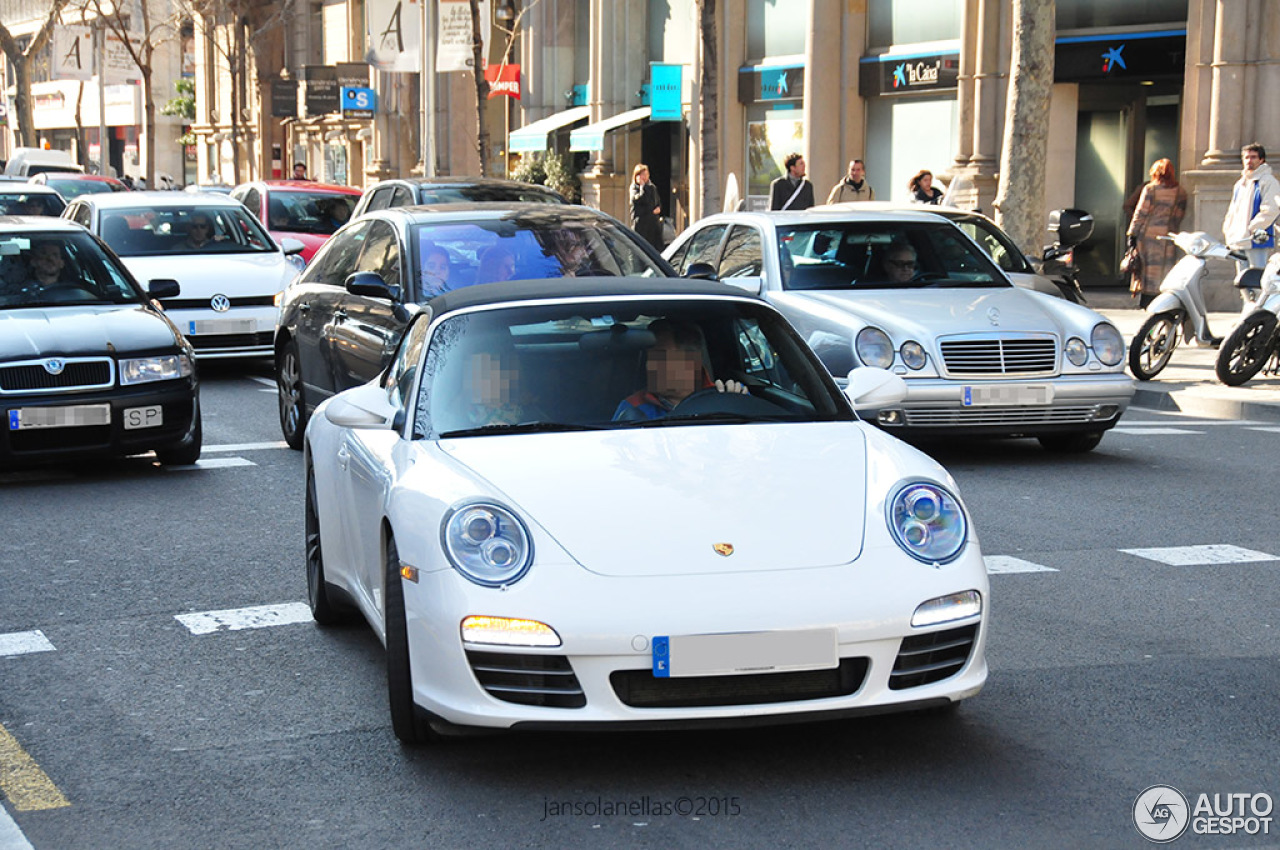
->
[949, 0, 1004, 211]
[581, 0, 645, 216]
[804, 0, 843, 197]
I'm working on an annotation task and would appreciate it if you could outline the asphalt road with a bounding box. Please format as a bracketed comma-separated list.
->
[2, 368, 1278, 850]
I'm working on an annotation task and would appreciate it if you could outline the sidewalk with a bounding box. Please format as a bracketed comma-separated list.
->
[1086, 287, 1280, 421]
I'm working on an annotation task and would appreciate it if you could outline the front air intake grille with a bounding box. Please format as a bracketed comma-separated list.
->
[0, 358, 114, 394]
[465, 650, 586, 708]
[611, 658, 869, 708]
[903, 405, 1103, 427]
[186, 332, 274, 351]
[161, 295, 277, 309]
[939, 337, 1057, 376]
[889, 624, 979, 690]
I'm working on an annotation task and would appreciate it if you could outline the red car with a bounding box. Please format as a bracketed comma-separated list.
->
[231, 180, 361, 263]
[28, 172, 129, 199]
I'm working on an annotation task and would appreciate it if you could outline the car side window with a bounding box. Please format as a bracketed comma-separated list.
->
[719, 225, 763, 278]
[356, 221, 402, 290]
[670, 224, 727, 274]
[71, 204, 92, 227]
[391, 186, 415, 207]
[383, 313, 431, 419]
[364, 186, 392, 212]
[301, 221, 371, 286]
[241, 189, 262, 220]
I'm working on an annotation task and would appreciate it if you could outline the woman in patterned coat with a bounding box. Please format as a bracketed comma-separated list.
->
[1126, 158, 1188, 308]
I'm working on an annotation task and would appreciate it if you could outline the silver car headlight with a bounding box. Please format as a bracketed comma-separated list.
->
[887, 482, 968, 565]
[119, 353, 193, 385]
[856, 327, 894, 369]
[1064, 337, 1088, 366]
[442, 502, 533, 586]
[1091, 323, 1125, 366]
[900, 340, 927, 370]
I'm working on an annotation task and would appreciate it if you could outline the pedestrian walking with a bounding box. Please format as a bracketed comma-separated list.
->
[769, 153, 815, 211]
[629, 163, 665, 250]
[908, 169, 945, 205]
[1223, 143, 1280, 277]
[293, 162, 310, 181]
[826, 159, 875, 204]
[1125, 158, 1188, 308]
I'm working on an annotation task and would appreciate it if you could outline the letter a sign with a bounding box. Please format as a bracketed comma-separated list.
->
[366, 0, 422, 72]
[52, 27, 93, 81]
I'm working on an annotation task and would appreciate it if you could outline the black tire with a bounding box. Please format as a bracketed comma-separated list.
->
[154, 406, 202, 465]
[1128, 311, 1182, 380]
[306, 465, 351, 626]
[385, 533, 436, 745]
[1215, 312, 1277, 386]
[1038, 431, 1104, 454]
[277, 340, 307, 450]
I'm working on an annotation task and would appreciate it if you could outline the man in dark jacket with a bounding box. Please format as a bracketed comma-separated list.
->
[769, 153, 815, 211]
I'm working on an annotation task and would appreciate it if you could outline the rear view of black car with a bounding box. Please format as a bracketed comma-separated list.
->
[0, 218, 201, 469]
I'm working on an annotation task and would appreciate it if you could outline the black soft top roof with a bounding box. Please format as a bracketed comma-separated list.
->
[428, 277, 758, 314]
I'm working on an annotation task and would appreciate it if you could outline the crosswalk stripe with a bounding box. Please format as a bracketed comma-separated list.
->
[247, 376, 276, 388]
[163, 457, 257, 471]
[1120, 544, 1277, 566]
[202, 442, 289, 453]
[0, 632, 55, 658]
[985, 556, 1058, 574]
[0, 723, 70, 812]
[1111, 427, 1203, 435]
[0, 803, 35, 850]
[175, 602, 312, 635]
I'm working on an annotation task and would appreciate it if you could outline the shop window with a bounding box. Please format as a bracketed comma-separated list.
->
[746, 0, 809, 60]
[868, 0, 962, 49]
[1057, 0, 1188, 30]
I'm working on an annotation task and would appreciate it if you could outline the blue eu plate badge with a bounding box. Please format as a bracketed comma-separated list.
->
[652, 636, 671, 678]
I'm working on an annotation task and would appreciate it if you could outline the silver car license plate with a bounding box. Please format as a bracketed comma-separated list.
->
[188, 319, 256, 335]
[962, 384, 1053, 406]
[8, 403, 111, 431]
[652, 628, 838, 678]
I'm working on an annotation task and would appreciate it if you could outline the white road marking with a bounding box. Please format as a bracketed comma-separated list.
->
[0, 631, 55, 658]
[985, 556, 1058, 574]
[163, 457, 257, 471]
[1121, 419, 1267, 426]
[202, 441, 289, 453]
[0, 805, 35, 850]
[175, 602, 312, 635]
[1120, 544, 1277, 566]
[1111, 427, 1204, 435]
[247, 376, 276, 388]
[1246, 426, 1280, 433]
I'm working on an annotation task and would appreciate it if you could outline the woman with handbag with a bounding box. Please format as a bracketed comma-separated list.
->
[1126, 158, 1188, 308]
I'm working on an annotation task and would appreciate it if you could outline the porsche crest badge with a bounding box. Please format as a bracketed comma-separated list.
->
[713, 543, 734, 557]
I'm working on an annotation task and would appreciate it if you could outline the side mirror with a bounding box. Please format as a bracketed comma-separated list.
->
[684, 262, 718, 280]
[843, 368, 908, 411]
[147, 279, 181, 299]
[345, 271, 401, 302]
[324, 382, 397, 430]
[279, 237, 306, 256]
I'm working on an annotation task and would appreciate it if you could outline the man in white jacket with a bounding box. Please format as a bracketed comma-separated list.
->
[1222, 143, 1280, 274]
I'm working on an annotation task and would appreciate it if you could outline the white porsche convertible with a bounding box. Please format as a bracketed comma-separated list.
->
[304, 278, 988, 743]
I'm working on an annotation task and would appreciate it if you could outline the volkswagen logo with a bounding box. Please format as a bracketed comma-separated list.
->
[42, 358, 66, 375]
[987, 307, 1001, 326]
[210, 294, 232, 313]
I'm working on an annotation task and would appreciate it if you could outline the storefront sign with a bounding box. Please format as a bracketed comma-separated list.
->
[858, 53, 960, 97]
[367, 0, 421, 72]
[51, 27, 93, 81]
[738, 63, 804, 104]
[437, 0, 490, 73]
[1054, 31, 1185, 82]
[303, 64, 370, 117]
[271, 78, 298, 118]
[341, 86, 377, 118]
[483, 63, 521, 99]
[650, 63, 682, 120]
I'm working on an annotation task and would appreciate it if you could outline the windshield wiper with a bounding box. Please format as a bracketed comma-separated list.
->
[438, 421, 603, 438]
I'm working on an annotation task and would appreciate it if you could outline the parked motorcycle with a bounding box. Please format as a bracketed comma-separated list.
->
[1128, 231, 1251, 380]
[1036, 208, 1092, 304]
[1215, 252, 1280, 385]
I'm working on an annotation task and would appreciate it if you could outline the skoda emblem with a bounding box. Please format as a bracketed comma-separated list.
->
[987, 307, 1001, 326]
[43, 358, 66, 375]
[210, 294, 232, 313]
[713, 543, 734, 557]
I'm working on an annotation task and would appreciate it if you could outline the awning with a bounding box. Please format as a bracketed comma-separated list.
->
[508, 105, 592, 153]
[569, 106, 651, 152]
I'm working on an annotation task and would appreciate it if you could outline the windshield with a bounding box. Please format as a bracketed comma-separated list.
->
[776, 221, 1012, 291]
[45, 179, 123, 199]
[0, 192, 65, 217]
[0, 230, 144, 309]
[411, 214, 666, 299]
[266, 190, 356, 235]
[98, 205, 276, 256]
[414, 298, 853, 438]
[414, 185, 565, 205]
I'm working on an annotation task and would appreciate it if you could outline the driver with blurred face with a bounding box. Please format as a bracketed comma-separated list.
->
[881, 242, 919, 283]
[612, 319, 747, 421]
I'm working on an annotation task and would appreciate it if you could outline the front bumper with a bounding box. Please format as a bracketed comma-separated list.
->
[165, 305, 277, 359]
[1, 381, 198, 469]
[401, 543, 989, 730]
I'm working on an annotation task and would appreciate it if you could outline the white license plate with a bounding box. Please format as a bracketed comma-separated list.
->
[652, 628, 838, 678]
[123, 405, 163, 430]
[962, 384, 1053, 406]
[188, 319, 257, 335]
[8, 403, 111, 431]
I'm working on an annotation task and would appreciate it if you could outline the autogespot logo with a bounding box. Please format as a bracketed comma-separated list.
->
[1134, 785, 1190, 843]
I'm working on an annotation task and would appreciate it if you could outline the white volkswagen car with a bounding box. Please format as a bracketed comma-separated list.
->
[665, 209, 1134, 453]
[63, 192, 305, 358]
[304, 278, 988, 743]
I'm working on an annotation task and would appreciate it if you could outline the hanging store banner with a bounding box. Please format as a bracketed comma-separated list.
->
[483, 63, 520, 98]
[103, 30, 143, 85]
[1054, 31, 1186, 82]
[271, 78, 298, 118]
[366, 0, 422, 73]
[649, 63, 682, 121]
[437, 0, 490, 73]
[52, 27, 93, 81]
[303, 64, 371, 117]
[737, 63, 804, 104]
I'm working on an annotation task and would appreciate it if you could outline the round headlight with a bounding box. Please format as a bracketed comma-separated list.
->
[856, 327, 894, 369]
[1065, 337, 1088, 366]
[1091, 322, 1125, 366]
[900, 340, 927, 370]
[887, 482, 967, 565]
[442, 502, 533, 586]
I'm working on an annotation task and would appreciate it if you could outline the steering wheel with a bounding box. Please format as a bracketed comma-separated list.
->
[670, 386, 788, 417]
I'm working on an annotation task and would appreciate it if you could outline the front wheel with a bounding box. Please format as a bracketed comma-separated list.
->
[1038, 431, 1104, 454]
[306, 465, 353, 626]
[385, 533, 436, 745]
[1215, 312, 1278, 386]
[1128, 311, 1183, 380]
